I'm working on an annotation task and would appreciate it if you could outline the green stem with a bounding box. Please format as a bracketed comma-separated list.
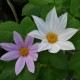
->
[6, 0, 19, 23]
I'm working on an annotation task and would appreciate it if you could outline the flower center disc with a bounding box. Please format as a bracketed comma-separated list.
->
[46, 33, 58, 43]
[19, 47, 29, 57]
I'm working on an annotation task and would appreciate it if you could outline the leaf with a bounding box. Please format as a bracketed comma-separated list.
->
[63, 0, 71, 9]
[37, 51, 50, 65]
[0, 21, 20, 42]
[0, 17, 36, 42]
[38, 67, 68, 80]
[22, 3, 41, 16]
[67, 13, 80, 28]
[69, 51, 80, 70]
[70, 0, 80, 17]
[50, 51, 68, 70]
[29, 0, 53, 6]
[73, 70, 80, 80]
[17, 64, 41, 80]
[0, 61, 16, 80]
[20, 16, 36, 38]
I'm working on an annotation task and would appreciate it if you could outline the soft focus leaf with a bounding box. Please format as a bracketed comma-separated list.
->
[22, 3, 41, 16]
[70, 0, 80, 17]
[38, 67, 68, 80]
[50, 51, 68, 70]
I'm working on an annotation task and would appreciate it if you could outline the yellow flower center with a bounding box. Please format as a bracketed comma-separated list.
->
[46, 33, 58, 43]
[19, 47, 29, 57]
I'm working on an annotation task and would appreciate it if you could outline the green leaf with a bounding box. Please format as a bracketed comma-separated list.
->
[73, 70, 80, 80]
[22, 3, 41, 16]
[0, 21, 20, 42]
[63, 0, 71, 9]
[38, 67, 68, 80]
[50, 51, 68, 70]
[67, 14, 80, 28]
[0, 17, 36, 42]
[29, 0, 53, 6]
[69, 51, 80, 70]
[17, 64, 40, 80]
[0, 61, 16, 80]
[70, 0, 80, 17]
[37, 51, 50, 65]
[20, 16, 36, 38]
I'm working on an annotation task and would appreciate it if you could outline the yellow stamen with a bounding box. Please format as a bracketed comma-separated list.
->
[19, 47, 29, 57]
[46, 33, 58, 43]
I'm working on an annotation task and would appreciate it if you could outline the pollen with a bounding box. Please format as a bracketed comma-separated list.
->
[46, 33, 58, 43]
[19, 47, 29, 57]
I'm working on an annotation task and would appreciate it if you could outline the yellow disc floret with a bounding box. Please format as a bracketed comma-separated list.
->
[46, 33, 58, 43]
[19, 47, 29, 57]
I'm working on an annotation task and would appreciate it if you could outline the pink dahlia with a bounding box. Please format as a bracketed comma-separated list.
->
[0, 31, 39, 75]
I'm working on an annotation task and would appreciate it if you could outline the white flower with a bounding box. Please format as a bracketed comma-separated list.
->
[28, 7, 78, 53]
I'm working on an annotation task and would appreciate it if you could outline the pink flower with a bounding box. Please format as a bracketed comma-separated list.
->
[0, 31, 39, 75]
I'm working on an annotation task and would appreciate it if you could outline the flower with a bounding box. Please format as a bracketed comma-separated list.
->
[28, 7, 78, 53]
[0, 31, 39, 75]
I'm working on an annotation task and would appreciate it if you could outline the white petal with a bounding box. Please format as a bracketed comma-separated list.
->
[49, 43, 60, 53]
[38, 40, 51, 52]
[32, 15, 49, 34]
[55, 13, 67, 34]
[59, 28, 78, 41]
[28, 30, 45, 40]
[46, 7, 59, 32]
[57, 41, 75, 50]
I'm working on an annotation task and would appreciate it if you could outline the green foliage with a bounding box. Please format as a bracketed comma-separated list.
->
[50, 51, 68, 70]
[70, 0, 80, 17]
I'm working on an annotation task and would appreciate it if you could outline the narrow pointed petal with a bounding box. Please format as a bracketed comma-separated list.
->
[59, 28, 78, 41]
[38, 41, 51, 52]
[25, 56, 35, 73]
[15, 57, 25, 75]
[28, 30, 45, 40]
[49, 44, 60, 53]
[57, 41, 75, 50]
[32, 15, 49, 34]
[29, 43, 40, 52]
[0, 43, 19, 51]
[29, 53, 38, 61]
[46, 7, 59, 32]
[25, 36, 34, 48]
[1, 51, 20, 61]
[56, 13, 67, 33]
[13, 31, 24, 46]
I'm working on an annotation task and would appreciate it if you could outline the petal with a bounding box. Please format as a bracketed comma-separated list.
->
[25, 56, 35, 73]
[25, 36, 34, 48]
[32, 15, 49, 34]
[13, 31, 24, 47]
[57, 41, 75, 50]
[38, 40, 51, 52]
[49, 43, 60, 53]
[29, 53, 38, 61]
[46, 7, 59, 32]
[15, 57, 25, 75]
[0, 43, 19, 51]
[28, 30, 45, 40]
[55, 13, 67, 34]
[29, 43, 40, 52]
[1, 51, 20, 61]
[59, 28, 78, 41]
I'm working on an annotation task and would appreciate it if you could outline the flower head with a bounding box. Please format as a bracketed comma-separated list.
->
[0, 31, 39, 75]
[28, 7, 78, 53]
